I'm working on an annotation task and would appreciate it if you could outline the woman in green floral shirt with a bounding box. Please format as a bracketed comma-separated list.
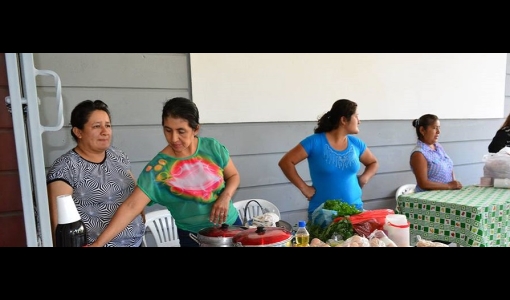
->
[90, 97, 242, 247]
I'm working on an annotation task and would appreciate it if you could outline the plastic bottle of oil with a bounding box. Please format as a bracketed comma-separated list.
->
[295, 220, 310, 247]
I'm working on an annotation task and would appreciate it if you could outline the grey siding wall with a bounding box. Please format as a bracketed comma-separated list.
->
[35, 53, 510, 245]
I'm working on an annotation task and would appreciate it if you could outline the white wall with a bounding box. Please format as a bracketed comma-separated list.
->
[190, 53, 507, 123]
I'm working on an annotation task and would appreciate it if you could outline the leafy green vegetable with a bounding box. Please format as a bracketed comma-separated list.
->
[323, 200, 361, 216]
[307, 200, 361, 242]
[307, 218, 354, 242]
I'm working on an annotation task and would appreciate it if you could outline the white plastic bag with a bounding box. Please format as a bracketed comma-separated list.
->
[483, 147, 510, 179]
[251, 213, 279, 227]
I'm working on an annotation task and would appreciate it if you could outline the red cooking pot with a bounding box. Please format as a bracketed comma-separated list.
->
[189, 223, 247, 247]
[233, 226, 293, 247]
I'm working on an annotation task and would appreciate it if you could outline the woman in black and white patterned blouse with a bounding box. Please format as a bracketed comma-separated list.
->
[46, 99, 145, 247]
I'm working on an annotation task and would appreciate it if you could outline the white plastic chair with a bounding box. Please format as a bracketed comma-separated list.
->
[395, 184, 416, 201]
[233, 199, 280, 225]
[395, 183, 416, 214]
[142, 209, 180, 247]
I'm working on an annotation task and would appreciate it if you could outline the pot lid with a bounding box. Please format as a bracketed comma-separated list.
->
[233, 226, 292, 245]
[198, 223, 246, 237]
[276, 220, 293, 232]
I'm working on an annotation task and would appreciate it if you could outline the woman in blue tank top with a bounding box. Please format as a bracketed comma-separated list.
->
[278, 99, 379, 221]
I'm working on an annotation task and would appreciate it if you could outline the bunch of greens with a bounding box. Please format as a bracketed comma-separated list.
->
[307, 218, 354, 242]
[307, 200, 362, 242]
[323, 200, 361, 216]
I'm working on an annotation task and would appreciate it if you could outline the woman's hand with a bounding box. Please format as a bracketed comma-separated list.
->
[357, 174, 370, 188]
[447, 180, 462, 190]
[300, 185, 316, 201]
[210, 194, 230, 224]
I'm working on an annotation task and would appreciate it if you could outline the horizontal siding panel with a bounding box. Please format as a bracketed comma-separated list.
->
[42, 123, 500, 166]
[357, 119, 503, 145]
[372, 139, 491, 174]
[42, 119, 506, 168]
[233, 183, 308, 213]
[232, 153, 309, 187]
[202, 119, 503, 154]
[43, 127, 491, 192]
[131, 162, 146, 180]
[441, 140, 489, 165]
[43, 127, 168, 166]
[200, 122, 315, 155]
[37, 87, 190, 127]
[113, 128, 168, 161]
[361, 170, 417, 201]
[45, 124, 314, 166]
[369, 144, 415, 174]
[432, 119, 503, 142]
[34, 53, 188, 89]
[452, 163, 485, 185]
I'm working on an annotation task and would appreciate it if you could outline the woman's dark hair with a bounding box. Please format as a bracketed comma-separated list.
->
[162, 97, 200, 130]
[412, 114, 438, 139]
[314, 99, 357, 133]
[70, 99, 110, 142]
[499, 112, 510, 130]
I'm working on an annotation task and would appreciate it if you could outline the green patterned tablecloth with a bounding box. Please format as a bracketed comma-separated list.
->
[396, 185, 510, 247]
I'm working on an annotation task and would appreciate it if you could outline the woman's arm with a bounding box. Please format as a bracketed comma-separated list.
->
[128, 170, 145, 222]
[488, 130, 507, 153]
[89, 187, 150, 247]
[358, 147, 379, 188]
[221, 158, 240, 201]
[47, 181, 74, 246]
[411, 152, 461, 190]
[278, 144, 315, 200]
[213, 158, 240, 224]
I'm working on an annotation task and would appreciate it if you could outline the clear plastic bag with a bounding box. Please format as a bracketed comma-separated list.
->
[483, 147, 510, 179]
[368, 229, 397, 247]
[311, 203, 338, 228]
[415, 235, 449, 247]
